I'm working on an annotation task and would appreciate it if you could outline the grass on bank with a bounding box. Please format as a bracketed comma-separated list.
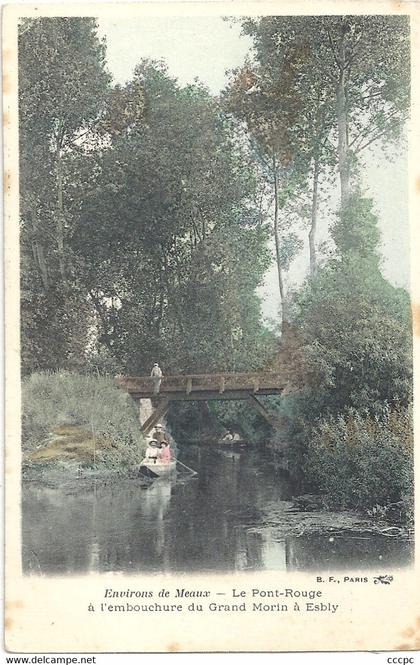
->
[22, 371, 145, 469]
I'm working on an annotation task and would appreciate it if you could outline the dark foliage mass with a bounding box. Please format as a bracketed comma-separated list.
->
[19, 21, 274, 376]
[272, 197, 413, 508]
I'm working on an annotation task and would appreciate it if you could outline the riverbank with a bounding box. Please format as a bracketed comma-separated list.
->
[22, 424, 144, 487]
[22, 371, 146, 466]
[22, 459, 140, 489]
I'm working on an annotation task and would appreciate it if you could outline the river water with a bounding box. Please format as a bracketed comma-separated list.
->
[22, 446, 413, 575]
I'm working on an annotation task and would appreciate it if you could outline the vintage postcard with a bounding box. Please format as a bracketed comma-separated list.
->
[3, 0, 420, 653]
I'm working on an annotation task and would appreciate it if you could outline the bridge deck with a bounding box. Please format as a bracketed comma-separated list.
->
[115, 372, 288, 400]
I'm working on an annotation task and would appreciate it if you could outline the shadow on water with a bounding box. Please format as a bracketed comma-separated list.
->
[22, 445, 413, 575]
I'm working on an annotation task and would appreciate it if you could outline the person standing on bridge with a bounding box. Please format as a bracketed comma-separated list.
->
[151, 363, 163, 394]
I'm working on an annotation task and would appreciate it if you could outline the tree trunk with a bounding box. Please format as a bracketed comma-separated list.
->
[89, 290, 114, 351]
[309, 154, 320, 277]
[29, 209, 49, 289]
[272, 153, 287, 322]
[154, 285, 165, 337]
[336, 30, 350, 207]
[162, 249, 185, 336]
[34, 240, 49, 290]
[56, 146, 66, 281]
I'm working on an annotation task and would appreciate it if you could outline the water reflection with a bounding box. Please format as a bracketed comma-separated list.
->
[285, 533, 413, 570]
[22, 446, 413, 575]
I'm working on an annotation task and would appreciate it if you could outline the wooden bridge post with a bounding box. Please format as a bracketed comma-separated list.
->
[141, 397, 170, 436]
[138, 397, 154, 427]
[248, 394, 278, 427]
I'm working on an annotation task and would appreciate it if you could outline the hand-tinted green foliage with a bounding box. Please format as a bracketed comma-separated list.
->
[167, 401, 223, 443]
[229, 16, 337, 171]
[277, 193, 413, 510]
[223, 31, 315, 307]
[230, 15, 410, 277]
[293, 259, 412, 416]
[291, 191, 412, 419]
[239, 15, 410, 155]
[332, 193, 381, 263]
[19, 17, 111, 373]
[70, 61, 275, 373]
[19, 24, 276, 377]
[209, 400, 272, 444]
[20, 272, 93, 373]
[303, 407, 413, 509]
[22, 372, 145, 465]
[18, 17, 413, 512]
[168, 399, 272, 445]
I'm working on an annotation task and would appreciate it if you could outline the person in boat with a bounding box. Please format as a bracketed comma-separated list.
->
[222, 430, 234, 442]
[154, 423, 167, 444]
[150, 363, 163, 394]
[145, 439, 159, 463]
[158, 441, 172, 465]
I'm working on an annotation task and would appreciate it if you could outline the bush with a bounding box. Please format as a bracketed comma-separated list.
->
[303, 406, 413, 510]
[22, 371, 145, 465]
[292, 258, 413, 417]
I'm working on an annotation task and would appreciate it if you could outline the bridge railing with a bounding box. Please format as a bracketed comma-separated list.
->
[115, 372, 288, 395]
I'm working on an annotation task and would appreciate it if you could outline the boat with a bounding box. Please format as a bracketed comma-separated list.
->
[137, 458, 177, 478]
[217, 449, 242, 461]
[217, 436, 247, 447]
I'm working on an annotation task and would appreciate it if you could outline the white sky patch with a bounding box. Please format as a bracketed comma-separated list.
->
[96, 16, 410, 323]
[97, 16, 252, 92]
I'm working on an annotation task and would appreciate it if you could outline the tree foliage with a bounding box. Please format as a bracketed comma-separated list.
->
[19, 29, 276, 375]
[225, 15, 409, 286]
[294, 258, 412, 416]
[19, 17, 111, 372]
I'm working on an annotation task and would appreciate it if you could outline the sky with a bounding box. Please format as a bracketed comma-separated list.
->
[97, 17, 252, 93]
[97, 16, 410, 322]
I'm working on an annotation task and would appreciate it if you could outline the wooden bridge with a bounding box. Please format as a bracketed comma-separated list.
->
[115, 371, 293, 435]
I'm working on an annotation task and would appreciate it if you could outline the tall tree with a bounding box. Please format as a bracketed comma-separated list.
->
[71, 62, 275, 373]
[317, 15, 410, 208]
[228, 15, 409, 278]
[19, 17, 112, 372]
[224, 55, 308, 312]
[244, 16, 409, 206]
[19, 17, 111, 281]
[240, 18, 338, 278]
